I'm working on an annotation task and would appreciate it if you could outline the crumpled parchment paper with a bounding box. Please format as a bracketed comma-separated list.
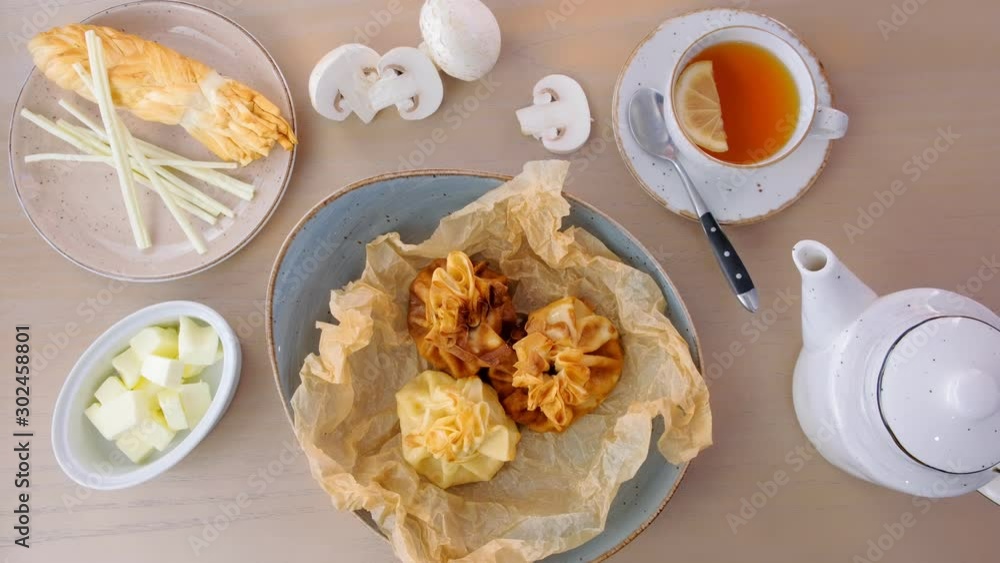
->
[293, 160, 712, 562]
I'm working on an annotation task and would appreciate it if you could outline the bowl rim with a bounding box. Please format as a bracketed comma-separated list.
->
[51, 300, 242, 490]
[264, 167, 703, 561]
[8, 0, 298, 283]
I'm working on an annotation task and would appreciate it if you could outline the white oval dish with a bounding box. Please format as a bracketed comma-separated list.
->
[52, 301, 241, 490]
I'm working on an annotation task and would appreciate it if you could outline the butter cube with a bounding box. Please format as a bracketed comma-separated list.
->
[134, 378, 165, 408]
[179, 381, 212, 427]
[85, 403, 115, 440]
[130, 327, 179, 360]
[133, 412, 176, 451]
[112, 347, 143, 388]
[141, 355, 184, 388]
[183, 363, 205, 379]
[134, 378, 165, 394]
[115, 429, 155, 463]
[94, 375, 127, 405]
[85, 392, 148, 440]
[157, 389, 189, 431]
[178, 317, 219, 366]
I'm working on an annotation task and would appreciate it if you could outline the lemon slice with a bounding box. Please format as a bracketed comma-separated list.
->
[675, 60, 728, 153]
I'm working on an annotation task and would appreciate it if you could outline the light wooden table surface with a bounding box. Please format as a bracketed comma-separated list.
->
[2, 0, 999, 561]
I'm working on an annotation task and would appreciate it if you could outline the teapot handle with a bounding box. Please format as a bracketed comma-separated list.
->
[979, 467, 1000, 505]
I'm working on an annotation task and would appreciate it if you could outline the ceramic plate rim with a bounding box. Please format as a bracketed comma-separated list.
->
[7, 0, 297, 282]
[611, 7, 836, 226]
[264, 168, 704, 561]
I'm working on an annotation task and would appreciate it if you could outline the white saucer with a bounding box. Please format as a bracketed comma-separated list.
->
[613, 9, 837, 225]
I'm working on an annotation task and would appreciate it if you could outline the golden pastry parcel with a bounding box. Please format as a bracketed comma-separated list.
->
[493, 296, 624, 433]
[294, 161, 712, 562]
[408, 251, 519, 379]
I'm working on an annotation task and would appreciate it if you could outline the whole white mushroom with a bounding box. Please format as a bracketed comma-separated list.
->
[419, 0, 501, 82]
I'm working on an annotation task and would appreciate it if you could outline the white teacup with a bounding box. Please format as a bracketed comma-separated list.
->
[664, 26, 848, 169]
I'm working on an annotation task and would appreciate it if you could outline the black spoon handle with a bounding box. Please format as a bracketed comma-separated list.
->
[699, 212, 757, 310]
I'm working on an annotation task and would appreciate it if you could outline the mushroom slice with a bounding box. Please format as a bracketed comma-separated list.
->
[515, 74, 592, 155]
[308, 44, 380, 123]
[369, 47, 444, 121]
[419, 0, 502, 82]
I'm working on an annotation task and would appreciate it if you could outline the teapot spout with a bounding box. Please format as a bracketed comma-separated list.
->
[793, 240, 877, 350]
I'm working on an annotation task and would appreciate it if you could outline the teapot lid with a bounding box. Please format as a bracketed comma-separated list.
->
[878, 316, 1000, 474]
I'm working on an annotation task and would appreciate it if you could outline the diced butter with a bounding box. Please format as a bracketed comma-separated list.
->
[183, 363, 205, 379]
[141, 355, 184, 388]
[178, 317, 219, 366]
[157, 389, 189, 431]
[130, 326, 179, 360]
[85, 403, 116, 441]
[94, 375, 127, 405]
[112, 347, 144, 389]
[179, 381, 212, 428]
[134, 378, 164, 394]
[85, 392, 148, 440]
[133, 412, 176, 451]
[115, 429, 155, 463]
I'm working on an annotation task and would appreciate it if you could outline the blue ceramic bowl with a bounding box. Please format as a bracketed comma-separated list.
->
[266, 170, 702, 562]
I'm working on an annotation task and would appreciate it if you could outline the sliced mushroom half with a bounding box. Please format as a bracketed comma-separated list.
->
[515, 74, 592, 154]
[308, 44, 381, 123]
[369, 47, 445, 121]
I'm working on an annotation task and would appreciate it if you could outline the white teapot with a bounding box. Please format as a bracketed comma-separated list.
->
[791, 240, 1000, 502]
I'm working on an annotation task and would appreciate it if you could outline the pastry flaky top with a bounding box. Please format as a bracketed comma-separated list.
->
[408, 251, 519, 379]
[396, 370, 520, 489]
[493, 296, 624, 433]
[29, 24, 297, 165]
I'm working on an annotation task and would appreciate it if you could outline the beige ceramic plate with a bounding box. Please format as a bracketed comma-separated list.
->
[9, 0, 296, 281]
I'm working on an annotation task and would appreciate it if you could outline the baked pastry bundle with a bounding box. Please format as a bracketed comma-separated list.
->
[402, 250, 627, 487]
[396, 370, 520, 489]
[294, 160, 712, 563]
[407, 251, 518, 379]
[495, 296, 624, 433]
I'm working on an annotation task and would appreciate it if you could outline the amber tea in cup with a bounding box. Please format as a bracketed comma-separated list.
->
[684, 41, 800, 165]
[665, 26, 848, 171]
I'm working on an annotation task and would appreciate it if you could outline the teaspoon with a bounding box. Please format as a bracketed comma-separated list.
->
[628, 87, 759, 313]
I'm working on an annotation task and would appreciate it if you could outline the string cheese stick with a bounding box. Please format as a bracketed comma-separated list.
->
[24, 153, 237, 169]
[84, 31, 149, 249]
[126, 140, 254, 199]
[56, 120, 220, 214]
[66, 67, 210, 252]
[18, 110, 216, 225]
[153, 166, 235, 218]
[56, 121, 225, 224]
[171, 197, 217, 225]
[148, 159, 236, 169]
[20, 108, 93, 153]
[58, 98, 254, 200]
[57, 120, 233, 218]
[122, 124, 207, 254]
[67, 67, 241, 216]
[51, 120, 218, 225]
